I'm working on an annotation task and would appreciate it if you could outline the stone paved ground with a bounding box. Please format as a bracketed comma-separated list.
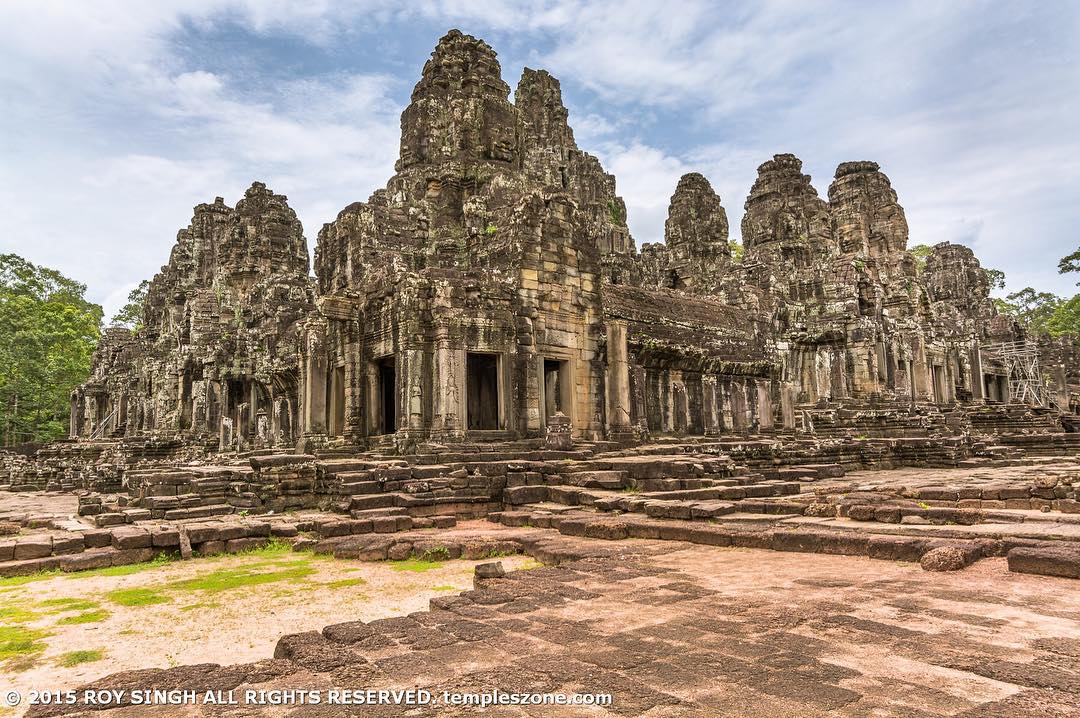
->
[28, 529, 1080, 717]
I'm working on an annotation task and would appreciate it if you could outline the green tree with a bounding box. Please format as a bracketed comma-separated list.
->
[0, 254, 102, 443]
[109, 279, 150, 330]
[983, 268, 1006, 292]
[909, 243, 932, 272]
[730, 241, 744, 263]
[1059, 246, 1080, 284]
[1046, 294, 1080, 337]
[993, 287, 1063, 335]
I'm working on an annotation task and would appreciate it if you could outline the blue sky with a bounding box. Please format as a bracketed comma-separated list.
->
[2, 1, 1078, 318]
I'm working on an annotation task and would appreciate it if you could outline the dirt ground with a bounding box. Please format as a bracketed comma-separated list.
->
[0, 545, 533, 717]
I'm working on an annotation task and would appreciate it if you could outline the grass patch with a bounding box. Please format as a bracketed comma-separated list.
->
[58, 649, 104, 667]
[388, 559, 444, 573]
[431, 585, 457, 592]
[517, 559, 545, 571]
[0, 604, 39, 623]
[165, 563, 316, 594]
[0, 625, 48, 663]
[57, 609, 111, 625]
[323, 577, 366, 588]
[179, 602, 220, 612]
[106, 587, 171, 607]
[0, 570, 61, 587]
[39, 597, 100, 613]
[67, 553, 174, 579]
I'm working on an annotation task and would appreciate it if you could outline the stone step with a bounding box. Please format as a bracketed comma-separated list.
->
[349, 494, 397, 511]
[162, 504, 234, 521]
[559, 470, 629, 489]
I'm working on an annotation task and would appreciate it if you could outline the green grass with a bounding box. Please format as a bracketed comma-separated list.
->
[0, 570, 61, 587]
[388, 559, 444, 573]
[0, 625, 48, 662]
[58, 649, 104, 667]
[178, 602, 220, 612]
[323, 577, 366, 588]
[165, 563, 316, 594]
[517, 559, 545, 571]
[414, 546, 451, 562]
[431, 585, 457, 591]
[106, 587, 171, 607]
[38, 597, 100, 613]
[65, 552, 175, 579]
[57, 609, 110, 625]
[0, 604, 39, 623]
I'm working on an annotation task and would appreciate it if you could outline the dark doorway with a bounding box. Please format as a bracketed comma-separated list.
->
[467, 353, 500, 430]
[378, 356, 396, 434]
[543, 358, 570, 422]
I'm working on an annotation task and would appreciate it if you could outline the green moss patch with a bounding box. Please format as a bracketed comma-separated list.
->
[57, 609, 110, 625]
[39, 597, 100, 613]
[0, 604, 39, 623]
[58, 649, 104, 667]
[0, 625, 48, 663]
[165, 563, 316, 594]
[388, 559, 444, 573]
[0, 570, 61, 587]
[106, 587, 171, 607]
[323, 577, 366, 588]
[67, 553, 174, 579]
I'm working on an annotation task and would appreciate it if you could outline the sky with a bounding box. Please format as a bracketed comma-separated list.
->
[2, 1, 1078, 319]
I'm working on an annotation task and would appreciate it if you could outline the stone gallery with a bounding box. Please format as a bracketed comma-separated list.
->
[5, 30, 1080, 718]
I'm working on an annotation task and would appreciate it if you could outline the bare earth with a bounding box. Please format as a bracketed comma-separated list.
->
[1, 548, 533, 717]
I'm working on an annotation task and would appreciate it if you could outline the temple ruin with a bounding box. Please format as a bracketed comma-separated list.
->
[65, 31, 1076, 456]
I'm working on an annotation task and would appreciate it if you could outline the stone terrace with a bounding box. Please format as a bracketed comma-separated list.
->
[24, 525, 1080, 717]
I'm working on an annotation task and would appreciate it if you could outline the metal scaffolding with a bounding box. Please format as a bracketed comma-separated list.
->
[981, 340, 1054, 408]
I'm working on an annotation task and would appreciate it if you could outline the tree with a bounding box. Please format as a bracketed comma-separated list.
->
[1059, 246, 1080, 284]
[109, 279, 150, 330]
[1046, 294, 1080, 337]
[909, 243, 932, 272]
[0, 254, 102, 444]
[730, 241, 744, 263]
[993, 287, 1063, 335]
[983, 268, 1006, 292]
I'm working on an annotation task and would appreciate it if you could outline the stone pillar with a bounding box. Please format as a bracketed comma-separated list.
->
[69, 392, 80, 438]
[757, 380, 773, 430]
[970, 341, 985, 402]
[912, 336, 932, 403]
[300, 322, 328, 450]
[702, 376, 718, 435]
[780, 382, 796, 430]
[605, 320, 636, 443]
[432, 327, 463, 441]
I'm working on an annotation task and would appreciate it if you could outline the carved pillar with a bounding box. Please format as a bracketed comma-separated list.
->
[757, 380, 773, 430]
[300, 321, 328, 450]
[435, 335, 465, 440]
[605, 320, 635, 443]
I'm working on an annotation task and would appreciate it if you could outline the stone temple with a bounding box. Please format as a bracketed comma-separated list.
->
[4, 31, 1080, 718]
[64, 31, 1078, 455]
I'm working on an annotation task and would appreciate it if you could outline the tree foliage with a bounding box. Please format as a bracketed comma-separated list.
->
[1061, 246, 1080, 284]
[109, 280, 150, 330]
[0, 254, 102, 444]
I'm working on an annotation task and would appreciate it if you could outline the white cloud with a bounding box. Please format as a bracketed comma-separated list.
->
[0, 0, 1076, 319]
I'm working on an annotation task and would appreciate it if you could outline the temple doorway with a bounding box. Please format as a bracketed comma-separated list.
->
[467, 352, 500, 430]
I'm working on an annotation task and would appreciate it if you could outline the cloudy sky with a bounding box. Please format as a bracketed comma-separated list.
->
[2, 1, 1078, 318]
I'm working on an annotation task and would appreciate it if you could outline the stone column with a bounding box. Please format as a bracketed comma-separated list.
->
[432, 327, 463, 441]
[970, 341, 985, 401]
[300, 322, 328, 450]
[69, 392, 80, 438]
[780, 382, 796, 430]
[605, 320, 635, 443]
[912, 336, 932, 403]
[757, 380, 774, 430]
